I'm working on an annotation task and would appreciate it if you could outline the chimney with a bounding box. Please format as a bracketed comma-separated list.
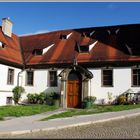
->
[2, 17, 13, 37]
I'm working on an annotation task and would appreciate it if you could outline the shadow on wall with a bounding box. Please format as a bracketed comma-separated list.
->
[43, 87, 60, 94]
[43, 77, 61, 94]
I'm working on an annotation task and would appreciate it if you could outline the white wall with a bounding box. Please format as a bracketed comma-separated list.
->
[0, 65, 62, 105]
[21, 69, 62, 101]
[0, 64, 21, 105]
[89, 67, 140, 104]
[21, 67, 140, 104]
[0, 64, 140, 106]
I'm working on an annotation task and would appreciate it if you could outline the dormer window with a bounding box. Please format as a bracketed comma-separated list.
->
[32, 49, 42, 56]
[0, 41, 6, 48]
[79, 45, 89, 53]
[81, 32, 90, 37]
[60, 34, 67, 40]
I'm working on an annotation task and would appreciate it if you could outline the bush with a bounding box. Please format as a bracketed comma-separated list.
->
[117, 95, 127, 105]
[27, 93, 39, 104]
[38, 92, 46, 104]
[12, 86, 25, 104]
[27, 92, 60, 106]
[82, 96, 96, 109]
[83, 96, 96, 103]
[45, 92, 60, 106]
[52, 92, 60, 100]
[27, 93, 35, 104]
[52, 92, 60, 107]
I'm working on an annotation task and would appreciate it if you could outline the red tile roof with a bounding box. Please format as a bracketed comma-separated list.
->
[0, 27, 23, 67]
[20, 24, 140, 66]
[1, 24, 140, 68]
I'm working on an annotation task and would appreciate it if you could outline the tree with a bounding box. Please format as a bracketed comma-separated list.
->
[12, 86, 25, 105]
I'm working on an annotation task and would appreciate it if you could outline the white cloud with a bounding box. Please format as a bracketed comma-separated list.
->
[19, 29, 49, 36]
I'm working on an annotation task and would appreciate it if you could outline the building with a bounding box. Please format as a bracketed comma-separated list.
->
[0, 17, 140, 108]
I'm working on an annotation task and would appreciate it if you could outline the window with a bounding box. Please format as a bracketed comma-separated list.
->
[49, 71, 57, 87]
[79, 45, 89, 53]
[32, 49, 42, 56]
[0, 42, 5, 48]
[81, 32, 90, 37]
[60, 34, 67, 40]
[132, 68, 140, 86]
[7, 68, 14, 85]
[6, 97, 12, 105]
[102, 69, 113, 86]
[26, 71, 34, 86]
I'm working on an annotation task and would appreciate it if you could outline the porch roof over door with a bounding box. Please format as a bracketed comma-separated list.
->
[59, 64, 93, 80]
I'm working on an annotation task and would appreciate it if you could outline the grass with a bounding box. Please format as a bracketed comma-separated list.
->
[0, 104, 58, 120]
[41, 104, 140, 121]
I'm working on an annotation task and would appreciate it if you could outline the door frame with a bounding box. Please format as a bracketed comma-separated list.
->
[67, 70, 82, 108]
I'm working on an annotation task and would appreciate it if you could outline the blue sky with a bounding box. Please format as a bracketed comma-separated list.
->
[0, 2, 140, 35]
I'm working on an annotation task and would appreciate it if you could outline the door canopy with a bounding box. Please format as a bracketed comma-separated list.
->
[59, 64, 93, 80]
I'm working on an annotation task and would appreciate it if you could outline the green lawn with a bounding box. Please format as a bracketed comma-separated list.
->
[0, 104, 58, 120]
[41, 104, 140, 121]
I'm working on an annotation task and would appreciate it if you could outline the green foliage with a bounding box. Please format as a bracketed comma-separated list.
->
[45, 92, 60, 99]
[27, 93, 44, 104]
[83, 96, 96, 103]
[27, 93, 35, 104]
[27, 92, 60, 106]
[52, 92, 60, 100]
[12, 86, 25, 104]
[0, 105, 58, 120]
[82, 96, 96, 109]
[45, 92, 60, 105]
[38, 92, 46, 104]
[42, 104, 140, 121]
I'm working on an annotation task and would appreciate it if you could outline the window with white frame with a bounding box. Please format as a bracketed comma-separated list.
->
[26, 71, 34, 86]
[102, 69, 113, 86]
[48, 71, 57, 87]
[7, 68, 14, 85]
[132, 68, 140, 86]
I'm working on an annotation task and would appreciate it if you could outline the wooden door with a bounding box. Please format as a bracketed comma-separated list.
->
[67, 80, 81, 108]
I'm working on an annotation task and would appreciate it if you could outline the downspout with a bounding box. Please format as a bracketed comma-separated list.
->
[17, 65, 26, 87]
[90, 79, 91, 97]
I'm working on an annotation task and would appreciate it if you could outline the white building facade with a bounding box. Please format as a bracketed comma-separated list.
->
[0, 18, 140, 108]
[1, 63, 140, 107]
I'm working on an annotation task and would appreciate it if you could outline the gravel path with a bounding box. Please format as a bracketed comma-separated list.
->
[3, 115, 140, 139]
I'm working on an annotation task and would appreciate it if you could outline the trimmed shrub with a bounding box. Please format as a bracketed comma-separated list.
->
[12, 86, 25, 105]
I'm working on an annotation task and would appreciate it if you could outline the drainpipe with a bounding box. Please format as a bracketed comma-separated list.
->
[90, 79, 91, 97]
[17, 65, 27, 87]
